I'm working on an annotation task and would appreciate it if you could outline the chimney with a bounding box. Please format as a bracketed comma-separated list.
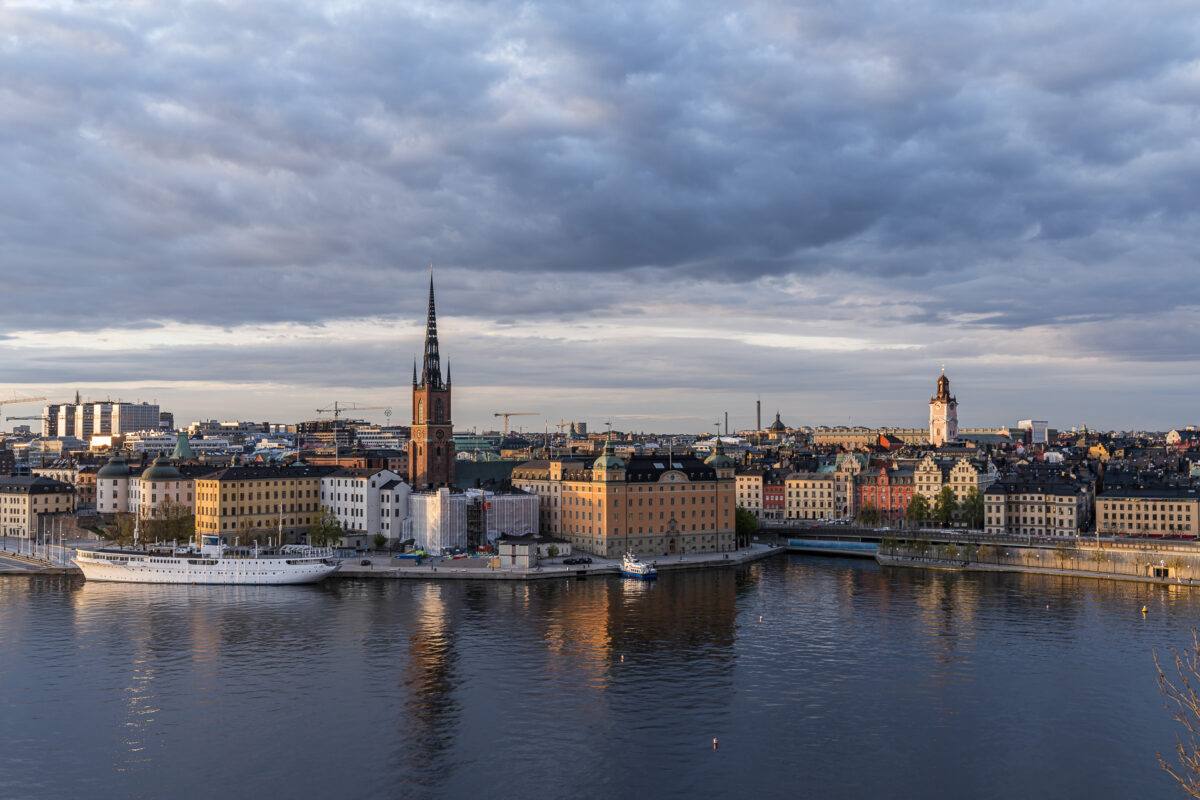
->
[724, 411, 729, 436]
[756, 400, 761, 432]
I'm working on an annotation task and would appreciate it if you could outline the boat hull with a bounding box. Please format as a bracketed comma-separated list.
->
[73, 551, 339, 585]
[620, 569, 657, 580]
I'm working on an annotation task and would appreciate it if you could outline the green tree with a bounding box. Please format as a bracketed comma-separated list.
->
[857, 502, 880, 526]
[153, 497, 195, 545]
[880, 536, 898, 555]
[939, 543, 960, 561]
[373, 533, 388, 551]
[307, 506, 343, 548]
[735, 507, 759, 536]
[961, 488, 985, 530]
[100, 513, 137, 548]
[547, 544, 560, 558]
[906, 494, 931, 525]
[976, 544, 994, 564]
[934, 487, 958, 527]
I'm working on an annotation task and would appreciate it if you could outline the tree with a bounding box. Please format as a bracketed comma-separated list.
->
[373, 533, 388, 551]
[961, 488, 985, 530]
[100, 513, 137, 548]
[976, 544, 994, 564]
[154, 497, 194, 545]
[906, 495, 931, 525]
[934, 487, 958, 527]
[1053, 545, 1074, 568]
[856, 502, 880, 526]
[735, 507, 759, 536]
[939, 543, 959, 561]
[1156, 631, 1200, 797]
[1171, 557, 1190, 580]
[880, 536, 898, 555]
[308, 506, 343, 548]
[1089, 549, 1110, 572]
[547, 544, 560, 558]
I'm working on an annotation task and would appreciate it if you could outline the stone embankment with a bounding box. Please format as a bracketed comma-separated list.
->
[877, 541, 1200, 588]
[335, 544, 783, 581]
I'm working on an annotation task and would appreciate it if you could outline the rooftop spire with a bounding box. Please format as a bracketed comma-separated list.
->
[420, 264, 443, 389]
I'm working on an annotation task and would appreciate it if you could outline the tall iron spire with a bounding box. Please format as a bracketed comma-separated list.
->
[421, 265, 443, 389]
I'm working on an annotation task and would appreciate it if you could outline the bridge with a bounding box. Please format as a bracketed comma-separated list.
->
[759, 522, 1200, 559]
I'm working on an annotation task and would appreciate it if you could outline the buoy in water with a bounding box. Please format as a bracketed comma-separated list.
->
[759, 615, 763, 622]
[1142, 606, 1148, 614]
[1045, 604, 1049, 610]
[712, 737, 719, 749]
[620, 654, 624, 663]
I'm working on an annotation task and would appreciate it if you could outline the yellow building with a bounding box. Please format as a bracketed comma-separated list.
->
[1096, 489, 1200, 538]
[784, 472, 835, 520]
[512, 439, 737, 557]
[0, 476, 75, 539]
[193, 464, 338, 544]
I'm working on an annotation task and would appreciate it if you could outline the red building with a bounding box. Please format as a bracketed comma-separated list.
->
[855, 465, 915, 521]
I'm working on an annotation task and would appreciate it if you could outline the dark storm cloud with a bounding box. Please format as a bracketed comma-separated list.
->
[2, 0, 1199, 362]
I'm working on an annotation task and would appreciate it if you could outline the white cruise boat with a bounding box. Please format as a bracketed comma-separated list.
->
[620, 552, 658, 580]
[73, 535, 340, 585]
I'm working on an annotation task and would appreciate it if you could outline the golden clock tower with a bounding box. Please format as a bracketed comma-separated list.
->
[929, 368, 958, 446]
[409, 269, 455, 489]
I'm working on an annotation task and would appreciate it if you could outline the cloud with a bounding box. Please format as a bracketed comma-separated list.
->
[2, 0, 1199, 428]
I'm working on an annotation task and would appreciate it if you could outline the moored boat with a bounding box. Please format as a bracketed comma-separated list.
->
[620, 552, 657, 580]
[73, 535, 340, 585]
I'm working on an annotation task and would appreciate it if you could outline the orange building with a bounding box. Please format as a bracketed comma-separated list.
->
[512, 438, 737, 557]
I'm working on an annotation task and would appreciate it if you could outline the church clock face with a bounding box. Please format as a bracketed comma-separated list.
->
[435, 429, 445, 440]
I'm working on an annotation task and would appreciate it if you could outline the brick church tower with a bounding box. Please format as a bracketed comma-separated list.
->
[409, 270, 455, 489]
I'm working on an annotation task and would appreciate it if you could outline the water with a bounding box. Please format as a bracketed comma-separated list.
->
[0, 555, 1195, 799]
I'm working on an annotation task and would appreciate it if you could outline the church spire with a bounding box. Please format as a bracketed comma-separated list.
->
[420, 265, 443, 389]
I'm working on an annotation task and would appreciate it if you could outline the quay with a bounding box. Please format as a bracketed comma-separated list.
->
[333, 543, 783, 581]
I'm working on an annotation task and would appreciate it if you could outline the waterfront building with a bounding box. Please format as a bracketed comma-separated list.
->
[510, 437, 736, 557]
[929, 369, 958, 446]
[464, 487, 539, 544]
[319, 468, 409, 548]
[984, 478, 1090, 537]
[784, 472, 835, 520]
[854, 464, 916, 522]
[1095, 488, 1200, 538]
[409, 487, 468, 552]
[914, 454, 997, 507]
[193, 463, 339, 544]
[0, 476, 75, 539]
[409, 271, 456, 490]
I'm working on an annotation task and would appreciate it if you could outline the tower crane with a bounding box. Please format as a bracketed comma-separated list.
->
[316, 401, 392, 420]
[494, 412, 538, 437]
[0, 396, 45, 411]
[5, 415, 41, 422]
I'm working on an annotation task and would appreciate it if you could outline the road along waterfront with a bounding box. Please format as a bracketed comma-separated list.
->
[0, 552, 1195, 799]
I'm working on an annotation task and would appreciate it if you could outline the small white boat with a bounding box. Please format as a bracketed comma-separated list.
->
[73, 535, 340, 585]
[620, 552, 657, 580]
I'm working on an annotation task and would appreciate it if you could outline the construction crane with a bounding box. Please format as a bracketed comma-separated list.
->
[494, 412, 538, 436]
[5, 415, 41, 422]
[316, 401, 392, 420]
[0, 396, 45, 411]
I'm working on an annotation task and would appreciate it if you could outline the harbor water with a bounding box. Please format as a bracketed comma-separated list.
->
[1, 554, 1195, 799]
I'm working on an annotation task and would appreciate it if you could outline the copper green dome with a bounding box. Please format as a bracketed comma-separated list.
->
[141, 455, 183, 482]
[592, 435, 624, 471]
[96, 455, 132, 479]
[704, 437, 734, 468]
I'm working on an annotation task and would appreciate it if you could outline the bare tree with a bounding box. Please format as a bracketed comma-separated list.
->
[1156, 631, 1200, 797]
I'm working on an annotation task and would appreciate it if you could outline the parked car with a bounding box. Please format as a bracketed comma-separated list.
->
[578, 556, 592, 564]
[562, 557, 579, 565]
[360, 559, 372, 566]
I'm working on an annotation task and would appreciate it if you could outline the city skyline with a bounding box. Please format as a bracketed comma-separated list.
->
[4, 1, 1199, 431]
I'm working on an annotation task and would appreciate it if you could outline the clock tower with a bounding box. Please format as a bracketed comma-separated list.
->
[409, 269, 455, 489]
[929, 368, 958, 446]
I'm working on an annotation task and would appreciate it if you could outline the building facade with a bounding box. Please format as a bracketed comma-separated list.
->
[1095, 489, 1200, 538]
[0, 476, 75, 539]
[193, 464, 338, 544]
[984, 479, 1090, 537]
[511, 439, 737, 557]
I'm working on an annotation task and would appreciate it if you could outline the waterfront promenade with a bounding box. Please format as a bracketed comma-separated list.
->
[336, 542, 783, 580]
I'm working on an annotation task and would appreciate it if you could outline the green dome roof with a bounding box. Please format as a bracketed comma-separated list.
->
[704, 437, 734, 468]
[592, 436, 624, 471]
[96, 455, 132, 479]
[141, 455, 183, 482]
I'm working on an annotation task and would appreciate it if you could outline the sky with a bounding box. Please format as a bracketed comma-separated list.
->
[3, 0, 1200, 434]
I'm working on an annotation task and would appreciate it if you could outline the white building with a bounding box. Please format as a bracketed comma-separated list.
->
[1018, 420, 1049, 445]
[409, 488, 468, 553]
[465, 488, 539, 543]
[319, 468, 409, 546]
